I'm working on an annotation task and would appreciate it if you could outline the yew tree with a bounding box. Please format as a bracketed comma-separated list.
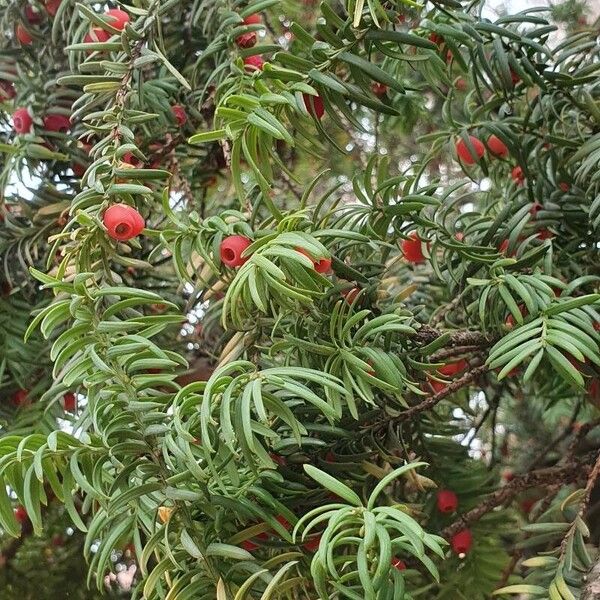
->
[0, 0, 599, 598]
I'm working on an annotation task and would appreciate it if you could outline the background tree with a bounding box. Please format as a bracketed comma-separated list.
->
[0, 0, 599, 599]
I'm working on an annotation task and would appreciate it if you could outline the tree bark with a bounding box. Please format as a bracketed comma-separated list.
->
[582, 558, 600, 600]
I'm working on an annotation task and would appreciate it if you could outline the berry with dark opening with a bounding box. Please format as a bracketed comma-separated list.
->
[12, 107, 33, 134]
[455, 135, 485, 165]
[220, 235, 251, 268]
[401, 232, 426, 264]
[302, 93, 325, 120]
[450, 529, 473, 556]
[437, 489, 458, 513]
[371, 82, 388, 97]
[103, 204, 145, 241]
[487, 135, 509, 159]
[105, 8, 129, 30]
[43, 114, 70, 133]
[235, 32, 257, 48]
[511, 165, 524, 185]
[171, 104, 187, 126]
[391, 557, 407, 571]
[243, 55, 265, 71]
[16, 24, 33, 45]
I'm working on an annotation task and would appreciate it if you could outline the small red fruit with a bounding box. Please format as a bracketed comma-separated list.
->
[45, 0, 61, 17]
[43, 114, 70, 133]
[270, 453, 286, 466]
[14, 505, 28, 523]
[243, 55, 265, 71]
[303, 535, 321, 552]
[235, 32, 257, 48]
[105, 8, 130, 30]
[16, 24, 33, 45]
[429, 32, 443, 46]
[503, 471, 515, 482]
[297, 248, 332, 274]
[302, 94, 325, 120]
[487, 135, 509, 159]
[401, 232, 426, 264]
[428, 379, 447, 394]
[84, 27, 110, 43]
[12, 107, 33, 134]
[537, 228, 554, 240]
[171, 105, 187, 126]
[511, 165, 524, 185]
[371, 82, 388, 97]
[25, 4, 42, 23]
[510, 69, 520, 85]
[220, 235, 251, 268]
[0, 80, 16, 100]
[103, 204, 145, 241]
[391, 557, 407, 571]
[455, 135, 485, 165]
[276, 515, 291, 530]
[558, 182, 570, 192]
[62, 392, 76, 412]
[587, 379, 600, 401]
[437, 489, 458, 513]
[342, 287, 360, 304]
[243, 13, 261, 25]
[438, 360, 467, 377]
[241, 539, 258, 551]
[12, 389, 28, 406]
[450, 529, 472, 555]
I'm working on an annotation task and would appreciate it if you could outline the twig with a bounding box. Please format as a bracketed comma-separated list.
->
[413, 325, 495, 348]
[441, 453, 597, 539]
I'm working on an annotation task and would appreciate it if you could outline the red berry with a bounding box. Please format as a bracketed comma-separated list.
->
[243, 55, 265, 71]
[297, 248, 332, 274]
[511, 165, 524, 185]
[521, 499, 535, 514]
[529, 202, 542, 218]
[437, 489, 458, 513]
[537, 228, 554, 240]
[438, 360, 467, 377]
[302, 93, 325, 120]
[401, 232, 426, 264]
[243, 13, 261, 25]
[455, 78, 467, 91]
[510, 69, 520, 85]
[51, 534, 64, 546]
[0, 80, 16, 100]
[342, 287, 360, 304]
[505, 305, 526, 328]
[105, 8, 129, 30]
[487, 135, 509, 159]
[391, 557, 407, 571]
[558, 182, 570, 192]
[171, 104, 187, 126]
[503, 471, 515, 482]
[270, 453, 286, 466]
[43, 114, 70, 133]
[450, 529, 472, 555]
[12, 389, 28, 406]
[325, 451, 335, 463]
[236, 32, 257, 48]
[275, 515, 291, 530]
[103, 204, 145, 241]
[12, 107, 32, 134]
[371, 82, 388, 97]
[25, 4, 42, 23]
[45, 0, 61, 17]
[62, 392, 76, 412]
[455, 135, 485, 165]
[303, 535, 321, 552]
[588, 379, 600, 401]
[14, 505, 28, 523]
[429, 32, 443, 46]
[16, 24, 33, 45]
[241, 539, 258, 551]
[220, 235, 251, 268]
[84, 27, 110, 43]
[428, 379, 447, 394]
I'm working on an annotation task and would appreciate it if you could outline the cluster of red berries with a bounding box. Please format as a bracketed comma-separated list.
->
[235, 13, 262, 49]
[11, 107, 71, 135]
[84, 8, 129, 45]
[455, 133, 509, 166]
[15, 1, 62, 45]
[436, 489, 473, 556]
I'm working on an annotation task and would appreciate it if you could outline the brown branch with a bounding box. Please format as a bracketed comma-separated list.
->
[371, 365, 489, 430]
[441, 453, 597, 539]
[582, 558, 600, 600]
[413, 325, 495, 348]
[579, 449, 600, 520]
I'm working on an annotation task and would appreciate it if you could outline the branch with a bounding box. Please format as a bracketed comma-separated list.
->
[441, 453, 597, 538]
[582, 558, 600, 600]
[413, 325, 495, 348]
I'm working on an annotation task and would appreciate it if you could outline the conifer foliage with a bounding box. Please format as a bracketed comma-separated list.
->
[0, 0, 599, 598]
